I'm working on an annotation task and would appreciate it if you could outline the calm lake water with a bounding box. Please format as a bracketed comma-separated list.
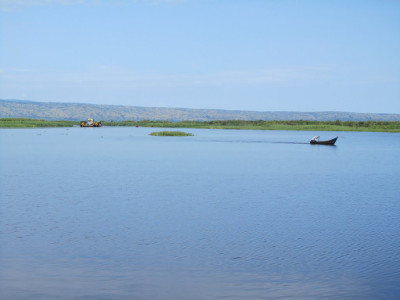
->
[0, 127, 399, 299]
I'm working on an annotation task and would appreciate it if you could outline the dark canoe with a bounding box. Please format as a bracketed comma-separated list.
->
[310, 136, 338, 145]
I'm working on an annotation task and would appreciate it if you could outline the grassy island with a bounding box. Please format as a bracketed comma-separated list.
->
[149, 131, 193, 136]
[1, 118, 400, 132]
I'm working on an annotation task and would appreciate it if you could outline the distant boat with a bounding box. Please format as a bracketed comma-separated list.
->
[80, 118, 102, 127]
[310, 136, 338, 145]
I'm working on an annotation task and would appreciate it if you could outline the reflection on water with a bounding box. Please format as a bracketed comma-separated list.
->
[1, 128, 399, 299]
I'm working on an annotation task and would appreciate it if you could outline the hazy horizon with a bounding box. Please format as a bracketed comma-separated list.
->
[1, 0, 399, 113]
[3, 98, 400, 118]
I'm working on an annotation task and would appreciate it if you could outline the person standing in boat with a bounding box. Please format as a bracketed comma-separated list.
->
[311, 136, 319, 142]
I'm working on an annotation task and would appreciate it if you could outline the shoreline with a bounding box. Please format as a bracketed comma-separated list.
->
[1, 118, 399, 132]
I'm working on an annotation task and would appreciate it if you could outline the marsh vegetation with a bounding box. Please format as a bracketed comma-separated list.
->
[149, 131, 194, 136]
[0, 118, 76, 128]
[106, 120, 400, 132]
[1, 118, 400, 132]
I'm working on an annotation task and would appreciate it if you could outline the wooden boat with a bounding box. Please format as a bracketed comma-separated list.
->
[310, 136, 338, 145]
[80, 118, 102, 127]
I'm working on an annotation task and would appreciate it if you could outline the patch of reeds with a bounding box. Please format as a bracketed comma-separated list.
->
[2, 118, 400, 132]
[149, 131, 193, 136]
[0, 118, 77, 128]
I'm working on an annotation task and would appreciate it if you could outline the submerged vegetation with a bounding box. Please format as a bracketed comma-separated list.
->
[1, 118, 400, 132]
[149, 131, 193, 136]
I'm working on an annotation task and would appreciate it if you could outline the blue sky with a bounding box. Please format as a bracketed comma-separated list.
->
[0, 0, 399, 113]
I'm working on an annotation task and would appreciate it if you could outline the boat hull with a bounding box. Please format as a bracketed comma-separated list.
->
[80, 124, 102, 127]
[310, 137, 338, 145]
[80, 120, 102, 127]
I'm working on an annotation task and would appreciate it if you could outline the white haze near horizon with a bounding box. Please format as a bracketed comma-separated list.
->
[0, 0, 399, 114]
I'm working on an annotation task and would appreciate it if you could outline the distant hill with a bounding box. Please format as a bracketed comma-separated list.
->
[1, 99, 400, 122]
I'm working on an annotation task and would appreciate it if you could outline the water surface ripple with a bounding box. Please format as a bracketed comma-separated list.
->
[0, 128, 399, 299]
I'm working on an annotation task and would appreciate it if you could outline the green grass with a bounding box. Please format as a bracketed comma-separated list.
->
[0, 118, 77, 128]
[149, 131, 194, 136]
[106, 120, 400, 132]
[1, 118, 400, 132]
